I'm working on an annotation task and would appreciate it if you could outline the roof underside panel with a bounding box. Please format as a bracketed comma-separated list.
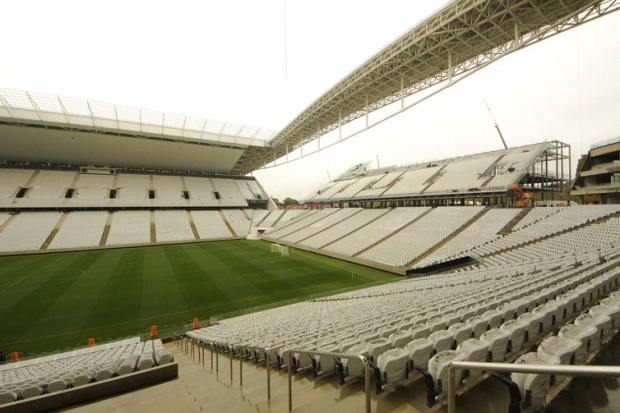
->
[0, 124, 244, 173]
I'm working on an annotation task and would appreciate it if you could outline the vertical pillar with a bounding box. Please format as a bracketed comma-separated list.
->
[401, 74, 405, 110]
[514, 21, 519, 43]
[287, 352, 292, 410]
[567, 144, 571, 195]
[447, 366, 456, 413]
[267, 351, 271, 399]
[448, 50, 453, 84]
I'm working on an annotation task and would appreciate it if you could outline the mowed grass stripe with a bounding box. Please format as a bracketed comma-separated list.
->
[0, 253, 80, 311]
[86, 248, 145, 327]
[197, 250, 266, 307]
[0, 240, 396, 356]
[139, 246, 193, 320]
[0, 251, 104, 341]
[161, 244, 226, 313]
[43, 252, 121, 334]
[0, 253, 65, 291]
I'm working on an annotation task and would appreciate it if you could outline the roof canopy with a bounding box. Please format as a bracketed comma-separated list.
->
[0, 89, 275, 174]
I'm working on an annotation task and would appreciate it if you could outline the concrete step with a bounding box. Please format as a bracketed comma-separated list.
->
[172, 342, 432, 413]
[58, 339, 514, 413]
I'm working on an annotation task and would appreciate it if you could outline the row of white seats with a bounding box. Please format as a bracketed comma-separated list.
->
[0, 169, 267, 207]
[307, 143, 549, 201]
[477, 218, 620, 271]
[324, 208, 430, 257]
[359, 207, 484, 267]
[279, 209, 361, 244]
[419, 269, 620, 408]
[0, 210, 254, 253]
[413, 208, 520, 268]
[264, 206, 620, 270]
[187, 245, 620, 381]
[185, 251, 620, 413]
[473, 206, 620, 257]
[354, 171, 405, 199]
[300, 209, 388, 250]
[262, 209, 334, 240]
[0, 339, 173, 405]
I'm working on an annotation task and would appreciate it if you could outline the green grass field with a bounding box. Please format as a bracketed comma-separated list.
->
[0, 240, 396, 358]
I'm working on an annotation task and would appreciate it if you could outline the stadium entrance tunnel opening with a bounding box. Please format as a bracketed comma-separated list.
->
[406, 256, 479, 277]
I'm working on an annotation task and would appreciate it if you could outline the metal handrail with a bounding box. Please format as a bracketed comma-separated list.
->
[286, 349, 371, 413]
[447, 361, 620, 413]
[266, 347, 271, 399]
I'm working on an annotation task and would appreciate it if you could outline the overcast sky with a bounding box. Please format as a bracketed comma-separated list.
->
[2, 1, 619, 201]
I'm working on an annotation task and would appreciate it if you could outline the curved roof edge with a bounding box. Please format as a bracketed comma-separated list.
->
[0, 88, 275, 149]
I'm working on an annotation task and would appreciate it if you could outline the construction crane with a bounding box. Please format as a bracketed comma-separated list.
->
[484, 99, 508, 150]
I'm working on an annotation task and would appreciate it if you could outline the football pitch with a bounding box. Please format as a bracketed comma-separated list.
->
[0, 240, 396, 357]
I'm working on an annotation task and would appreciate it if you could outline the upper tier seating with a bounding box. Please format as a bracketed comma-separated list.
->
[354, 171, 404, 199]
[423, 155, 498, 194]
[0, 169, 34, 207]
[115, 173, 151, 206]
[184, 176, 219, 207]
[212, 178, 247, 207]
[0, 168, 263, 209]
[381, 166, 441, 198]
[68, 174, 114, 206]
[329, 176, 377, 200]
[16, 170, 77, 207]
[304, 142, 553, 203]
[151, 175, 184, 207]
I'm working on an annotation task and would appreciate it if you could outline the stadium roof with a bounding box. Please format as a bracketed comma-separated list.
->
[1, 1, 618, 175]
[0, 89, 275, 174]
[233, 0, 619, 174]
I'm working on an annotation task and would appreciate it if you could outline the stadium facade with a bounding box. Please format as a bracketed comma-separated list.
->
[572, 136, 620, 204]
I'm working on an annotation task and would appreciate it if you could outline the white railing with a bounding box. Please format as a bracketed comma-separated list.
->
[286, 349, 372, 413]
[446, 360, 620, 413]
[180, 336, 620, 413]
